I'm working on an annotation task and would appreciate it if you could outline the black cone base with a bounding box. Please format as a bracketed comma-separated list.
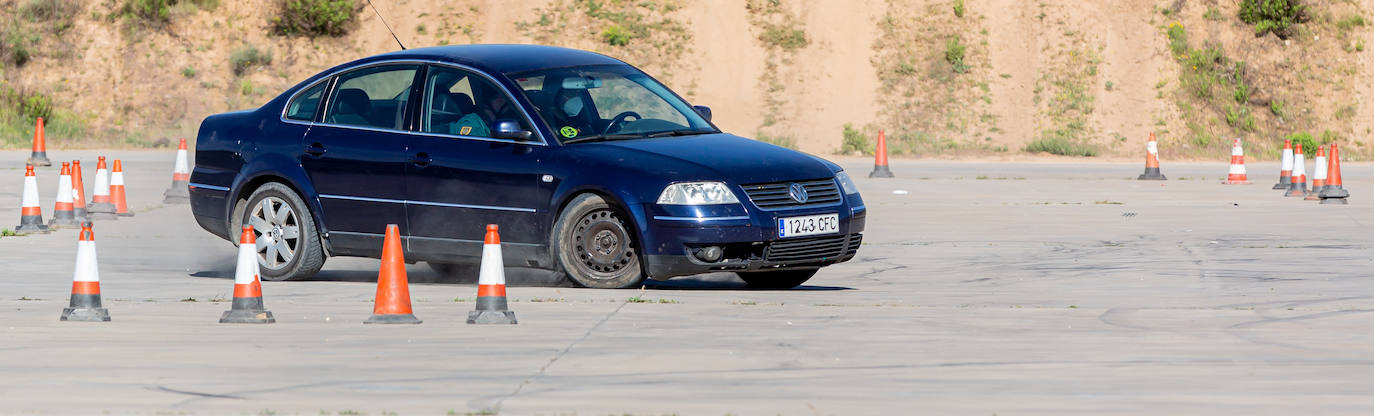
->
[14, 222, 49, 234]
[61, 307, 110, 322]
[27, 153, 51, 167]
[869, 164, 894, 178]
[365, 314, 422, 324]
[467, 310, 517, 325]
[1272, 180, 1290, 190]
[219, 309, 275, 324]
[1138, 168, 1166, 180]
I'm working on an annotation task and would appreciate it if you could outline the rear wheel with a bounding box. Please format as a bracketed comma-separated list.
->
[553, 194, 645, 289]
[233, 183, 325, 281]
[736, 269, 818, 289]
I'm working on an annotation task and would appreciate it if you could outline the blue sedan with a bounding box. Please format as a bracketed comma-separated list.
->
[188, 44, 865, 289]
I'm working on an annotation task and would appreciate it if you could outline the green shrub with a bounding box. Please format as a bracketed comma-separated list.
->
[1238, 0, 1307, 39]
[601, 25, 633, 46]
[20, 0, 83, 23]
[945, 36, 968, 74]
[272, 0, 358, 37]
[1167, 23, 1188, 56]
[1286, 131, 1317, 153]
[1203, 7, 1224, 21]
[756, 133, 797, 149]
[1336, 15, 1365, 31]
[759, 24, 808, 51]
[0, 25, 38, 66]
[840, 123, 873, 155]
[123, 0, 219, 22]
[1025, 137, 1097, 157]
[182, 66, 197, 78]
[19, 93, 53, 121]
[953, 0, 965, 18]
[229, 45, 272, 76]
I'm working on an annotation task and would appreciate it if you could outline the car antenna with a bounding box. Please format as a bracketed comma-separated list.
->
[366, 0, 406, 50]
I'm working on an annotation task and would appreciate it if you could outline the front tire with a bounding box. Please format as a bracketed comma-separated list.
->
[553, 194, 645, 289]
[232, 183, 325, 281]
[736, 269, 818, 289]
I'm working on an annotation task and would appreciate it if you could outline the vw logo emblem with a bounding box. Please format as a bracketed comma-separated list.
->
[788, 183, 809, 203]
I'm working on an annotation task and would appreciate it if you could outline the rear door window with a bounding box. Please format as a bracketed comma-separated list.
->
[285, 80, 329, 121]
[324, 65, 419, 130]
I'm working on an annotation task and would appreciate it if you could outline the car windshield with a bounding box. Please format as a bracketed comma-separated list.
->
[507, 65, 717, 143]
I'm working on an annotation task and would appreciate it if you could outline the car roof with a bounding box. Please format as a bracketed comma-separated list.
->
[362, 44, 629, 74]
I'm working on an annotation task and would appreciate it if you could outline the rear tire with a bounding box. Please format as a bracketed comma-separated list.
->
[553, 194, 645, 289]
[232, 183, 325, 281]
[736, 269, 818, 289]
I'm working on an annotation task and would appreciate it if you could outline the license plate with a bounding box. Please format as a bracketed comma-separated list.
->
[778, 213, 839, 238]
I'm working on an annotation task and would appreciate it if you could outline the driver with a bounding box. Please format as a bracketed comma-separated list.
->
[452, 82, 517, 137]
[550, 88, 592, 138]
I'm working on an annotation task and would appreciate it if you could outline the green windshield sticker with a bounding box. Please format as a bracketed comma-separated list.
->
[560, 126, 579, 138]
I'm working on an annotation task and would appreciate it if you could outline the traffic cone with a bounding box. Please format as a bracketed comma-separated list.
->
[1319, 143, 1350, 205]
[1284, 144, 1308, 197]
[61, 223, 110, 322]
[88, 156, 116, 218]
[163, 138, 191, 204]
[26, 117, 51, 167]
[365, 224, 421, 324]
[1222, 138, 1251, 184]
[71, 160, 89, 222]
[49, 162, 78, 228]
[111, 159, 134, 217]
[15, 165, 50, 234]
[1273, 139, 1293, 189]
[220, 225, 275, 323]
[468, 224, 517, 325]
[868, 130, 894, 178]
[1137, 132, 1166, 180]
[1306, 146, 1328, 201]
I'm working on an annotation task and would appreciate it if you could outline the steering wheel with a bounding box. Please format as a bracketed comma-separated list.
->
[603, 111, 642, 134]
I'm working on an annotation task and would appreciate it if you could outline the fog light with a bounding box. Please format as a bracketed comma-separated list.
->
[693, 246, 723, 262]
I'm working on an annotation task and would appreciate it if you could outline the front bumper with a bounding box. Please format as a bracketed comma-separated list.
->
[638, 195, 867, 280]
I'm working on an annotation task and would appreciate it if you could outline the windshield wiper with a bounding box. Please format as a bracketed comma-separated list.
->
[645, 129, 717, 138]
[561, 133, 642, 144]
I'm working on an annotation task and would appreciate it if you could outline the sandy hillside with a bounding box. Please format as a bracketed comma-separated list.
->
[1, 0, 1369, 159]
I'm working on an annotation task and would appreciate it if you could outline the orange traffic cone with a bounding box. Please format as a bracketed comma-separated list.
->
[111, 160, 134, 217]
[220, 225, 275, 323]
[1138, 132, 1166, 180]
[1306, 146, 1328, 201]
[49, 162, 79, 228]
[1319, 143, 1349, 205]
[163, 139, 191, 204]
[468, 224, 517, 325]
[1222, 138, 1250, 184]
[365, 224, 421, 324]
[1285, 144, 1308, 197]
[71, 160, 90, 222]
[26, 117, 51, 167]
[89, 156, 116, 218]
[1273, 139, 1293, 189]
[868, 130, 894, 178]
[61, 223, 110, 322]
[15, 165, 50, 234]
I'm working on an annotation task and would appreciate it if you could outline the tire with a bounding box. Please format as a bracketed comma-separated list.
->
[736, 269, 818, 289]
[231, 182, 325, 281]
[552, 194, 645, 289]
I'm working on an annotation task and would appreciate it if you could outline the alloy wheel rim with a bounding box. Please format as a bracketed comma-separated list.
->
[247, 196, 299, 270]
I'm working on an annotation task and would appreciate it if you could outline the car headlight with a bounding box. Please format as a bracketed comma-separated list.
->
[657, 182, 740, 205]
[835, 171, 859, 195]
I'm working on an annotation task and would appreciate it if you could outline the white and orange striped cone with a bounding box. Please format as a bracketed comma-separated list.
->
[61, 223, 110, 322]
[163, 139, 191, 204]
[1273, 139, 1293, 189]
[1137, 132, 1166, 180]
[220, 225, 275, 324]
[1285, 144, 1308, 198]
[88, 156, 116, 218]
[71, 160, 90, 222]
[111, 160, 134, 217]
[49, 162, 79, 228]
[1222, 138, 1251, 184]
[15, 165, 50, 234]
[1306, 146, 1328, 201]
[468, 224, 517, 325]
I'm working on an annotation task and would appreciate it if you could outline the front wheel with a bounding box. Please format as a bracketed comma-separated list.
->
[232, 183, 325, 281]
[736, 269, 818, 289]
[553, 194, 645, 289]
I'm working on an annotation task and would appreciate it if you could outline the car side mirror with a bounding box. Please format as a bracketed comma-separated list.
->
[693, 105, 712, 122]
[493, 120, 533, 141]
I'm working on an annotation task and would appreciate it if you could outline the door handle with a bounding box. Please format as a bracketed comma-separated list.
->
[412, 152, 432, 167]
[304, 143, 326, 157]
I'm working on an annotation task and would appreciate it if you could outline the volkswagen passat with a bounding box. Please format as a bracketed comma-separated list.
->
[189, 45, 865, 289]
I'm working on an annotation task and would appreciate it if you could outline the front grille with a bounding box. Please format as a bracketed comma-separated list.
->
[765, 233, 861, 263]
[741, 178, 842, 210]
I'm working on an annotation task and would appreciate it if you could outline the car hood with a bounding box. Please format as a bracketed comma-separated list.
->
[565, 133, 840, 185]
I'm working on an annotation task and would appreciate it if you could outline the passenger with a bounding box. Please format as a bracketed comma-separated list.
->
[452, 84, 517, 137]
